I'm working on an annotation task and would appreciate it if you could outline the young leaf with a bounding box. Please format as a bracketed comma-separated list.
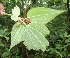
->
[12, 5, 20, 17]
[11, 5, 20, 21]
[11, 15, 21, 21]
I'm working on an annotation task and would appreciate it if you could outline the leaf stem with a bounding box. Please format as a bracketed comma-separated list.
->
[4, 13, 12, 16]
[4, 12, 27, 20]
[26, 48, 30, 58]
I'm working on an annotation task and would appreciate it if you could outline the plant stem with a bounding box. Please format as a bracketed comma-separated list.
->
[26, 48, 29, 58]
[4, 13, 12, 16]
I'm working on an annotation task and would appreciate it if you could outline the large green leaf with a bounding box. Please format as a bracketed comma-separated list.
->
[27, 7, 65, 24]
[11, 7, 65, 51]
[10, 24, 49, 51]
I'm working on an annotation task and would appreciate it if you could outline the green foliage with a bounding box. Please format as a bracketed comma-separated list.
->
[11, 5, 21, 21]
[11, 24, 49, 51]
[10, 7, 64, 51]
[0, 0, 70, 58]
[27, 7, 65, 24]
[46, 13, 69, 58]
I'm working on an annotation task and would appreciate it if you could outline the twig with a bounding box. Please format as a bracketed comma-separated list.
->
[26, 48, 29, 58]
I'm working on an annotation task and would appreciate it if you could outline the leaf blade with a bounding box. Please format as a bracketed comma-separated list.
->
[10, 24, 49, 51]
[27, 7, 65, 24]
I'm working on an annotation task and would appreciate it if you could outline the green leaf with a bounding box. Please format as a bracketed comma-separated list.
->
[10, 24, 49, 51]
[55, 50, 62, 58]
[0, 42, 5, 47]
[10, 24, 24, 49]
[23, 24, 49, 51]
[63, 0, 67, 3]
[27, 7, 65, 24]
[11, 7, 65, 51]
[30, 23, 50, 36]
[12, 5, 20, 17]
[11, 5, 21, 21]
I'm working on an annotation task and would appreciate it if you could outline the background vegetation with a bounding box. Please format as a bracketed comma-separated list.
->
[0, 0, 70, 58]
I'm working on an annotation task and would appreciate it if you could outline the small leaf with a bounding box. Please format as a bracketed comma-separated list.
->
[11, 5, 20, 21]
[11, 15, 21, 21]
[64, 32, 68, 37]
[0, 42, 5, 47]
[63, 0, 67, 3]
[12, 5, 20, 17]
